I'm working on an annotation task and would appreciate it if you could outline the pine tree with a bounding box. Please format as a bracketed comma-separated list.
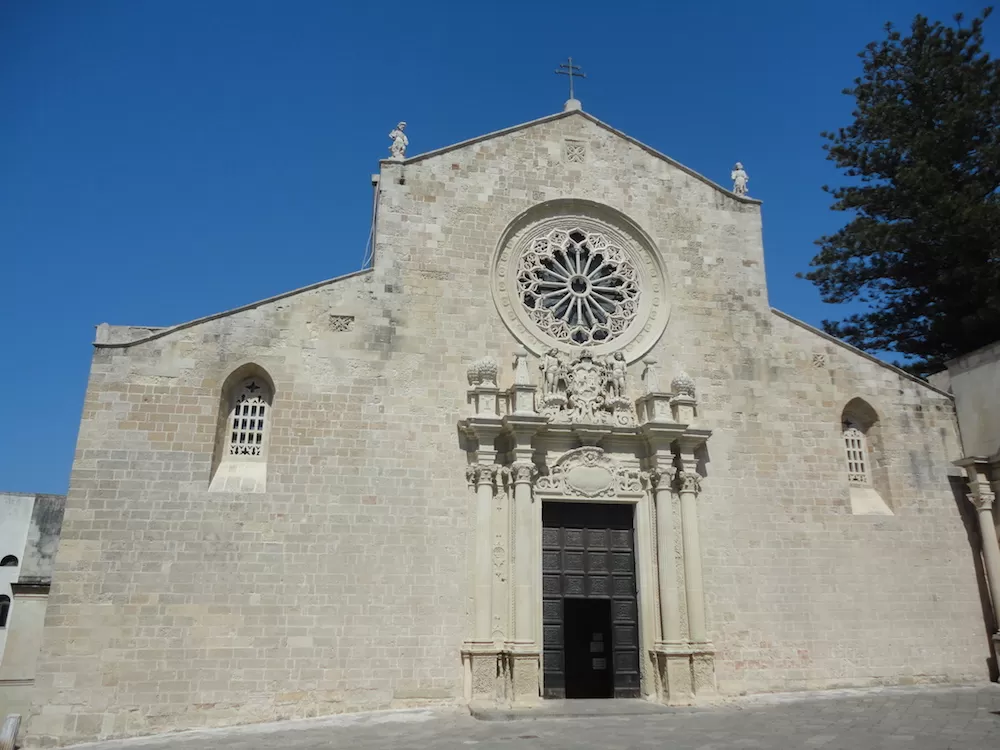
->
[803, 9, 1000, 377]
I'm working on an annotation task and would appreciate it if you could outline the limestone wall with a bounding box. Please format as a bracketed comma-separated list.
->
[703, 312, 983, 693]
[27, 111, 991, 745]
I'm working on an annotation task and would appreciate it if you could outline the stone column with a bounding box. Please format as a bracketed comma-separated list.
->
[676, 467, 706, 644]
[675, 445, 715, 696]
[633, 474, 657, 699]
[649, 464, 696, 705]
[509, 461, 540, 703]
[503, 408, 545, 704]
[461, 461, 503, 703]
[959, 459, 1000, 637]
[474, 464, 497, 642]
[973, 490, 1000, 632]
[512, 462, 538, 642]
[653, 468, 683, 646]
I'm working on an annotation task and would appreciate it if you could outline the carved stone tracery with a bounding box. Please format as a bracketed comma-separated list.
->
[517, 227, 640, 347]
[492, 202, 670, 364]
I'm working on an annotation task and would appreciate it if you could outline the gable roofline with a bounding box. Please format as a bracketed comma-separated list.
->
[771, 308, 952, 398]
[382, 109, 761, 205]
[94, 267, 374, 350]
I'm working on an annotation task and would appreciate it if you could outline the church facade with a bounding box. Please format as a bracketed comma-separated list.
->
[26, 107, 993, 745]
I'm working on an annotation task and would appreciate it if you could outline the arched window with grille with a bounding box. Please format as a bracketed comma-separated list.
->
[228, 379, 269, 457]
[0, 595, 10, 628]
[0, 555, 18, 567]
[209, 366, 274, 493]
[843, 422, 870, 486]
[840, 398, 892, 515]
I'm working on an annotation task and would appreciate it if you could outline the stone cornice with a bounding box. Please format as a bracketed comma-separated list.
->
[501, 414, 549, 433]
[460, 416, 505, 436]
[641, 423, 711, 453]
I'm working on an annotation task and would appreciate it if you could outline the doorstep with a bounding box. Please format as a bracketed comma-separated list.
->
[470, 699, 677, 721]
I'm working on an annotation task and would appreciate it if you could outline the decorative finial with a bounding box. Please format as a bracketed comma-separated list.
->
[389, 121, 408, 160]
[471, 356, 499, 388]
[555, 57, 585, 111]
[731, 161, 749, 197]
[672, 370, 696, 398]
[467, 360, 482, 387]
[641, 358, 660, 395]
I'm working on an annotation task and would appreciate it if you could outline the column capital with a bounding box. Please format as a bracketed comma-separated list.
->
[970, 490, 996, 511]
[510, 461, 538, 485]
[673, 468, 701, 495]
[472, 464, 498, 487]
[955, 456, 997, 511]
[641, 468, 662, 490]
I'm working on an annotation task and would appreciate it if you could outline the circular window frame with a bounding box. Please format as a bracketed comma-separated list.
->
[492, 199, 670, 364]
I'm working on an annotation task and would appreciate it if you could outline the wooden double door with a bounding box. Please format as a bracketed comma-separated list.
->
[541, 502, 640, 698]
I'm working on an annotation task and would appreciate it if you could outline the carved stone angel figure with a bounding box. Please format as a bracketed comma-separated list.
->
[731, 162, 749, 196]
[389, 121, 408, 160]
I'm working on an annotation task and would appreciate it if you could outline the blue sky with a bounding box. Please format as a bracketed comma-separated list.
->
[1, 1, 994, 494]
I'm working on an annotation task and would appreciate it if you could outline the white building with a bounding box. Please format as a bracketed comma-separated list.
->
[0, 492, 65, 718]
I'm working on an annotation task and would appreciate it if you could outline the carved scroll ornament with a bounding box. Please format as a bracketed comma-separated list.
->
[535, 447, 643, 498]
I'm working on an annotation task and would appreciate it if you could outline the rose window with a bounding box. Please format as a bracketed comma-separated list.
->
[516, 228, 640, 346]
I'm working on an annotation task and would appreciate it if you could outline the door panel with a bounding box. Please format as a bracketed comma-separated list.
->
[541, 502, 640, 699]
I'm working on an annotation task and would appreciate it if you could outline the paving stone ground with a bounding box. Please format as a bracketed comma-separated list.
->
[56, 684, 1000, 750]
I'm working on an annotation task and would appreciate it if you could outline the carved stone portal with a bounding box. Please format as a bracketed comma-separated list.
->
[461, 346, 713, 707]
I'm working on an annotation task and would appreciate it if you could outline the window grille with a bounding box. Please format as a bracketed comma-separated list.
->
[228, 380, 268, 456]
[843, 424, 869, 485]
